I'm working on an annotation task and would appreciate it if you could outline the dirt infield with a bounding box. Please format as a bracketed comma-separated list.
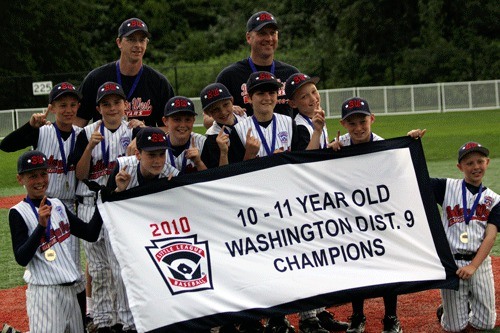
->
[1, 192, 498, 332]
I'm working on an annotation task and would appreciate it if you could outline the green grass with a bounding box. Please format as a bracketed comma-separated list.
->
[1, 110, 499, 289]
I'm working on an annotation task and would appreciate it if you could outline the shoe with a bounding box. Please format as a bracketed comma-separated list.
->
[298, 317, 328, 333]
[346, 313, 366, 333]
[86, 315, 98, 333]
[317, 310, 349, 331]
[436, 304, 443, 323]
[265, 316, 295, 333]
[239, 319, 265, 333]
[381, 316, 402, 333]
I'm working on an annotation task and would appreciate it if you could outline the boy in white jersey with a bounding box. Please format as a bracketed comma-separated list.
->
[162, 96, 209, 173]
[230, 71, 299, 163]
[285, 74, 348, 333]
[431, 142, 499, 332]
[9, 150, 103, 333]
[0, 82, 88, 325]
[73, 81, 143, 332]
[201, 82, 247, 167]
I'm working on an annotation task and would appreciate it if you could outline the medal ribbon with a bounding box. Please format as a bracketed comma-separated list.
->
[166, 134, 190, 172]
[52, 123, 75, 175]
[99, 122, 110, 168]
[252, 115, 277, 156]
[301, 114, 328, 148]
[116, 61, 144, 99]
[26, 197, 52, 244]
[462, 180, 483, 225]
[248, 57, 275, 74]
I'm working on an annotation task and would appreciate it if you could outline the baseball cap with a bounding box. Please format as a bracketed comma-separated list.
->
[285, 73, 320, 99]
[200, 83, 233, 111]
[457, 142, 489, 162]
[48, 82, 82, 104]
[96, 82, 127, 105]
[247, 11, 278, 32]
[136, 127, 169, 151]
[246, 71, 282, 94]
[341, 97, 371, 120]
[164, 96, 197, 117]
[17, 150, 48, 174]
[118, 18, 151, 38]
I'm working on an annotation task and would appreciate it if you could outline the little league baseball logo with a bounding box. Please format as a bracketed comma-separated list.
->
[146, 235, 213, 295]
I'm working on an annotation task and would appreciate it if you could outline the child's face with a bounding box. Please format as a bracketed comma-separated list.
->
[248, 90, 278, 116]
[162, 113, 195, 144]
[288, 83, 320, 117]
[206, 99, 235, 125]
[97, 95, 126, 126]
[457, 152, 490, 186]
[17, 169, 49, 200]
[340, 113, 375, 144]
[136, 149, 166, 178]
[49, 95, 80, 128]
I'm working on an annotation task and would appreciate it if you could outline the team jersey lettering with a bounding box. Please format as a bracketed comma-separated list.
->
[126, 98, 152, 117]
[446, 202, 491, 226]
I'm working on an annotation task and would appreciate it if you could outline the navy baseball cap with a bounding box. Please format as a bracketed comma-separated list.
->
[341, 97, 371, 120]
[96, 82, 127, 105]
[457, 142, 489, 162]
[246, 71, 282, 94]
[164, 96, 197, 117]
[200, 83, 233, 111]
[48, 82, 82, 104]
[118, 18, 151, 38]
[136, 127, 169, 151]
[285, 73, 320, 99]
[247, 11, 278, 32]
[17, 150, 48, 174]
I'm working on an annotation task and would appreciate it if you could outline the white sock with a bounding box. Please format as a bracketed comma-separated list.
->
[86, 297, 93, 317]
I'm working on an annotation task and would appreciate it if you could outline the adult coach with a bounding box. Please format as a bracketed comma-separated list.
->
[75, 17, 174, 131]
[211, 11, 299, 127]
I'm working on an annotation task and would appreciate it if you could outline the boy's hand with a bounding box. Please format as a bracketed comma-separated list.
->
[38, 196, 52, 227]
[407, 128, 427, 139]
[327, 130, 344, 151]
[312, 107, 325, 132]
[244, 128, 260, 159]
[115, 165, 131, 192]
[30, 108, 51, 128]
[128, 119, 146, 129]
[216, 126, 230, 154]
[185, 136, 202, 164]
[273, 147, 285, 154]
[126, 138, 138, 156]
[88, 121, 104, 149]
[456, 264, 476, 280]
[233, 105, 246, 116]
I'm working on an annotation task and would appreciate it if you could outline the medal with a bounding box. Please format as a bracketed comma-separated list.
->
[45, 249, 56, 261]
[459, 232, 469, 243]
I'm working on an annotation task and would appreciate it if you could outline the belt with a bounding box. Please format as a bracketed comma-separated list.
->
[454, 253, 476, 261]
[76, 195, 96, 205]
[60, 281, 76, 287]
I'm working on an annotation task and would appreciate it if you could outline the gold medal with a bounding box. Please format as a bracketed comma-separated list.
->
[460, 232, 469, 244]
[45, 249, 56, 261]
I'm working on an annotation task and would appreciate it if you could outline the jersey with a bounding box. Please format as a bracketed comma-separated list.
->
[333, 132, 384, 147]
[37, 124, 82, 201]
[166, 133, 208, 173]
[294, 113, 329, 150]
[109, 155, 180, 190]
[11, 198, 81, 285]
[205, 113, 247, 168]
[216, 58, 299, 117]
[440, 178, 500, 254]
[233, 114, 294, 159]
[78, 62, 175, 127]
[75, 120, 133, 197]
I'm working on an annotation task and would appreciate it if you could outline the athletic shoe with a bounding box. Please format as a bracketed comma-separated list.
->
[381, 316, 402, 333]
[265, 316, 296, 333]
[298, 317, 329, 333]
[86, 315, 98, 333]
[316, 310, 349, 331]
[346, 313, 366, 333]
[239, 319, 265, 333]
[436, 304, 443, 323]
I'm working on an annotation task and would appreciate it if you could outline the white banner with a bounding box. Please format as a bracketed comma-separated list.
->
[97, 137, 457, 332]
